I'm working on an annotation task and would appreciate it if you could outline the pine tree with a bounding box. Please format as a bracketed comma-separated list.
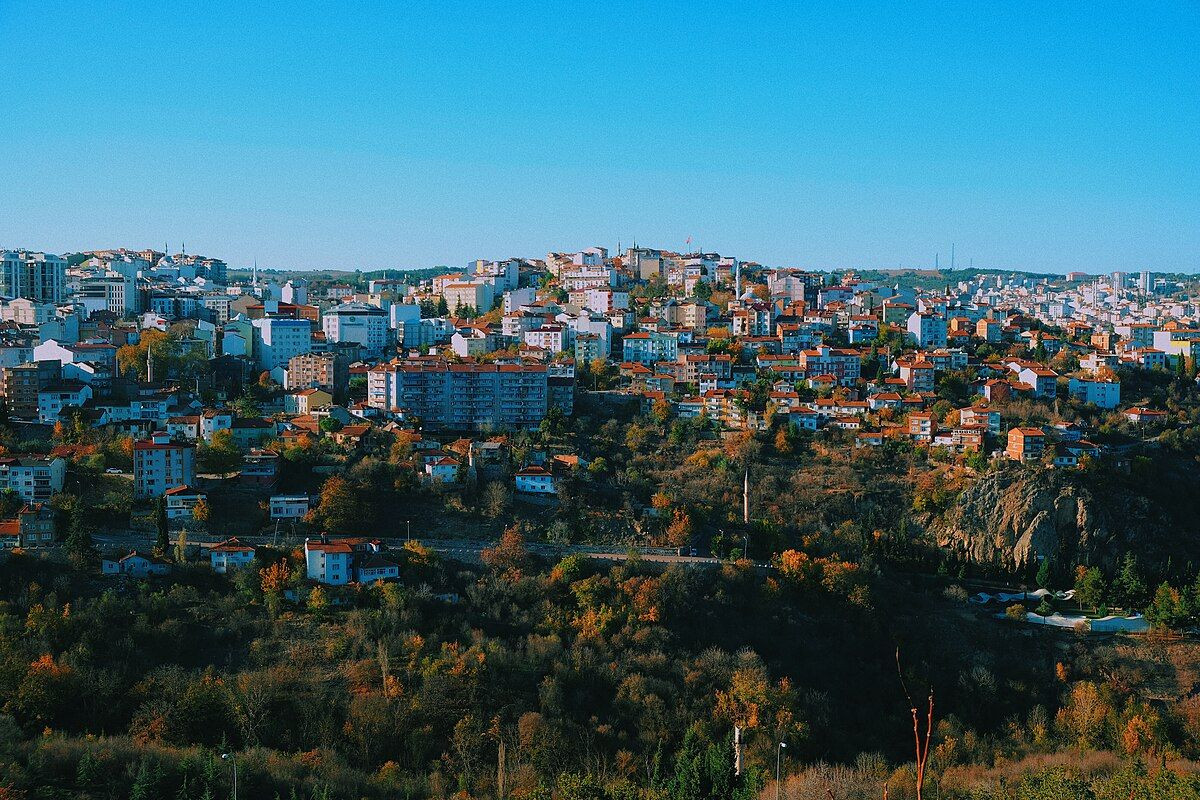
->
[1036, 558, 1052, 589]
[1112, 553, 1148, 609]
[154, 496, 169, 555]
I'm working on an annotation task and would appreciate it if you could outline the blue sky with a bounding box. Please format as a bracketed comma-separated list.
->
[1, 2, 1196, 273]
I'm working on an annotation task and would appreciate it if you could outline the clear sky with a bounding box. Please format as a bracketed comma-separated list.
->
[1, 2, 1197, 273]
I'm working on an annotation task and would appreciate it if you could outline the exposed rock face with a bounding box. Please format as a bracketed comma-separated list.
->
[930, 466, 1136, 572]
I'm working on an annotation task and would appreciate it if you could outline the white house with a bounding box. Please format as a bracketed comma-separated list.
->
[356, 553, 401, 584]
[269, 494, 310, 520]
[163, 485, 206, 520]
[210, 538, 256, 574]
[304, 538, 354, 585]
[102, 551, 172, 577]
[425, 456, 461, 484]
[514, 465, 556, 494]
[37, 380, 93, 424]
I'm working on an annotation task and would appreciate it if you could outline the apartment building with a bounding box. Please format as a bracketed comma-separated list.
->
[796, 346, 861, 387]
[0, 457, 67, 503]
[1006, 428, 1046, 462]
[286, 351, 350, 399]
[0, 251, 66, 302]
[252, 317, 312, 371]
[367, 360, 552, 431]
[2, 360, 61, 418]
[321, 302, 390, 354]
[133, 431, 197, 499]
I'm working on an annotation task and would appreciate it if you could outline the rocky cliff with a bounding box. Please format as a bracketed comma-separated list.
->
[928, 463, 1198, 574]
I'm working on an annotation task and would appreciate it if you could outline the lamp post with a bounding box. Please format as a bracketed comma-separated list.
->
[775, 741, 787, 800]
[221, 753, 237, 800]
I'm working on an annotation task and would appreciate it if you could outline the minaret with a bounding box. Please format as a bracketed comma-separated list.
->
[146, 344, 153, 383]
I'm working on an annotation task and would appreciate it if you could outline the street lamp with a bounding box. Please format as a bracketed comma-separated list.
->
[221, 753, 237, 800]
[775, 741, 787, 800]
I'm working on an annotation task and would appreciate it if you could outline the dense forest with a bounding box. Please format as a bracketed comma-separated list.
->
[4, 529, 1200, 799]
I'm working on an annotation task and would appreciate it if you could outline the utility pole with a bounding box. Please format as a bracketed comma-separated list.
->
[222, 753, 237, 800]
[775, 741, 787, 800]
[743, 467, 749, 525]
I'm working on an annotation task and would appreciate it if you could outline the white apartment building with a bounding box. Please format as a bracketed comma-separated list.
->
[443, 281, 495, 315]
[322, 302, 389, 354]
[524, 325, 572, 353]
[252, 317, 312, 370]
[270, 494, 311, 520]
[0, 456, 67, 503]
[1068, 377, 1121, 409]
[367, 360, 550, 431]
[304, 539, 354, 585]
[907, 312, 948, 348]
[133, 431, 197, 499]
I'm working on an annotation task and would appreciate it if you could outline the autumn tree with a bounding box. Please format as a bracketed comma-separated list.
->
[198, 429, 242, 477]
[481, 527, 530, 575]
[311, 475, 361, 535]
[191, 497, 210, 527]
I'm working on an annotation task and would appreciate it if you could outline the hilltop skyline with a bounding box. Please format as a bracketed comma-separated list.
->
[1, 2, 1197, 272]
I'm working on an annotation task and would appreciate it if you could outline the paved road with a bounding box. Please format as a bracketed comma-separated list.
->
[91, 531, 762, 569]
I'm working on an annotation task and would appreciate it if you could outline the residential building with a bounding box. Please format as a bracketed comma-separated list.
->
[1068, 377, 1121, 409]
[286, 351, 350, 400]
[0, 250, 66, 302]
[252, 317, 312, 371]
[1006, 427, 1046, 462]
[907, 312, 947, 348]
[367, 360, 552, 431]
[163, 485, 206, 519]
[322, 302, 390, 354]
[284, 388, 333, 415]
[0, 457, 67, 503]
[515, 465, 556, 494]
[133, 431, 196, 499]
[102, 551, 172, 577]
[269, 494, 310, 520]
[210, 538, 256, 573]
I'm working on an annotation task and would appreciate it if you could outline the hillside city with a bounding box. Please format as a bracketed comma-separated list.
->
[5, 244, 1200, 798]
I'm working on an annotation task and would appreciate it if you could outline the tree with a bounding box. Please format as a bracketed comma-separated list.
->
[319, 416, 343, 433]
[233, 390, 261, 418]
[1073, 565, 1106, 609]
[307, 585, 329, 615]
[1146, 582, 1186, 631]
[481, 482, 511, 519]
[1036, 558, 1052, 589]
[481, 527, 529, 574]
[154, 497, 169, 556]
[312, 475, 361, 535]
[192, 497, 210, 526]
[65, 525, 97, 570]
[174, 529, 188, 564]
[1111, 553, 1148, 609]
[198, 429, 242, 477]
